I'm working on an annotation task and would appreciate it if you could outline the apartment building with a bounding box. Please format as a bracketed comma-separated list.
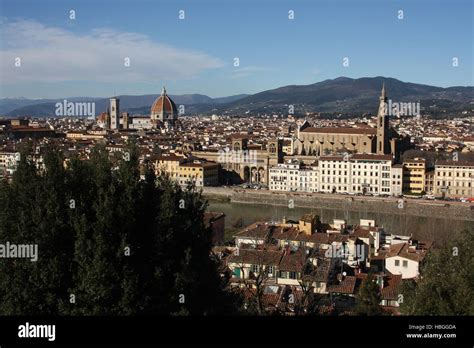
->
[269, 154, 399, 196]
[268, 160, 318, 192]
[391, 164, 403, 196]
[153, 152, 186, 181]
[423, 169, 434, 195]
[319, 154, 395, 195]
[402, 158, 426, 194]
[178, 160, 219, 187]
[153, 153, 219, 187]
[433, 160, 474, 198]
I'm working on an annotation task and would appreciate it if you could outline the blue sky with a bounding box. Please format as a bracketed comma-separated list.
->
[1, 0, 473, 98]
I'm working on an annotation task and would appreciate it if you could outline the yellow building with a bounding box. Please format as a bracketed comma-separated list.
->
[178, 160, 219, 187]
[402, 158, 426, 194]
[153, 153, 186, 181]
[66, 131, 106, 140]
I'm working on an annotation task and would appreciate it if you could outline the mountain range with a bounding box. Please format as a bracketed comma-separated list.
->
[1, 77, 472, 117]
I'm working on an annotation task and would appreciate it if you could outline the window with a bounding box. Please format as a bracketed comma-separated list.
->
[289, 271, 297, 279]
[251, 264, 259, 273]
[403, 260, 408, 268]
[395, 260, 400, 266]
[267, 266, 274, 275]
[232, 268, 241, 278]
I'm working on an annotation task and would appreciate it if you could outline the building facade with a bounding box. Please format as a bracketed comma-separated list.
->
[268, 154, 401, 196]
[292, 85, 409, 159]
[402, 158, 426, 194]
[433, 160, 474, 198]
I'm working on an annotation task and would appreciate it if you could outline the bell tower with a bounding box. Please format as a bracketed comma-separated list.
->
[376, 83, 389, 155]
[267, 139, 283, 164]
[110, 97, 120, 130]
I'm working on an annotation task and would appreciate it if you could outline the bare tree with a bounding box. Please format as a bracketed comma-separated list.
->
[232, 236, 279, 315]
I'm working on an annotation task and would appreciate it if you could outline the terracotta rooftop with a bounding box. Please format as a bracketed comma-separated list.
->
[300, 127, 377, 135]
[386, 241, 433, 262]
[327, 276, 357, 295]
[228, 248, 283, 266]
[436, 160, 474, 167]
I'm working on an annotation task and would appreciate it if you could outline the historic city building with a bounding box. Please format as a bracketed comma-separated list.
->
[292, 85, 410, 159]
[150, 86, 179, 129]
[98, 86, 180, 131]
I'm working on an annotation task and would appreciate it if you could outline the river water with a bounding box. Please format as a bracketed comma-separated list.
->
[207, 200, 472, 243]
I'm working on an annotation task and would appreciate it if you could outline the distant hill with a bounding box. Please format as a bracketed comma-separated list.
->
[203, 76, 473, 116]
[2, 76, 472, 117]
[0, 94, 250, 117]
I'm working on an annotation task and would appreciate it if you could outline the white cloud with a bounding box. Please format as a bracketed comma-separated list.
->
[0, 19, 224, 83]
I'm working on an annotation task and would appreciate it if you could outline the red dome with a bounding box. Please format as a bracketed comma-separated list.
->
[151, 87, 178, 117]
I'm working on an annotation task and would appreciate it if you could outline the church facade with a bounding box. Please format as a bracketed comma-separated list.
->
[292, 85, 409, 159]
[97, 86, 180, 130]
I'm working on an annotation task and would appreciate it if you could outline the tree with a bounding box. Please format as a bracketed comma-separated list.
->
[355, 273, 383, 315]
[234, 246, 273, 315]
[0, 143, 241, 315]
[0, 143, 76, 314]
[400, 229, 473, 315]
[294, 254, 327, 315]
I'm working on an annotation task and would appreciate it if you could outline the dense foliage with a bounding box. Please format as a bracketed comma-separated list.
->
[400, 229, 473, 315]
[355, 273, 383, 315]
[0, 142, 239, 315]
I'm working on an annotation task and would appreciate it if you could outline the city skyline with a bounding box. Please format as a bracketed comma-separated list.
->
[1, 0, 473, 99]
[0, 0, 472, 344]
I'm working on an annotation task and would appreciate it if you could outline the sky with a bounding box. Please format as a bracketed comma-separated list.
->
[0, 0, 473, 98]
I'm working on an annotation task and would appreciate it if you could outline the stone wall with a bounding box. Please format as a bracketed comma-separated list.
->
[202, 187, 474, 222]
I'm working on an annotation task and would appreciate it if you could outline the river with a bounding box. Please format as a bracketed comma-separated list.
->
[207, 200, 472, 243]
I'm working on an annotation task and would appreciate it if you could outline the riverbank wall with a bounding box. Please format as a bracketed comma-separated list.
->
[202, 187, 474, 222]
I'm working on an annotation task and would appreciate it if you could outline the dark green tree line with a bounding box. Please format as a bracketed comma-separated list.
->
[0, 142, 240, 315]
[399, 229, 473, 315]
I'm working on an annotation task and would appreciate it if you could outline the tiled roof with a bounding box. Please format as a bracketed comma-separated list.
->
[228, 248, 283, 266]
[234, 222, 274, 241]
[436, 160, 474, 167]
[352, 227, 374, 239]
[300, 127, 377, 135]
[380, 274, 402, 300]
[328, 276, 357, 294]
[386, 241, 432, 262]
[279, 249, 307, 272]
[351, 154, 393, 161]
